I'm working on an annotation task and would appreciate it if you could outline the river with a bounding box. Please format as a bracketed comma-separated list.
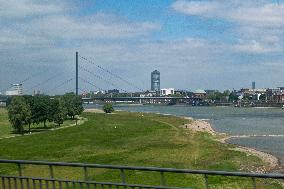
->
[85, 104, 284, 166]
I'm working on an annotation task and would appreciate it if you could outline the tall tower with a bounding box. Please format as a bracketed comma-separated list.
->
[76, 52, 78, 95]
[252, 81, 256, 90]
[151, 70, 160, 92]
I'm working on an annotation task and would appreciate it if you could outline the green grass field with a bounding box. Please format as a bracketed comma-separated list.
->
[0, 110, 282, 188]
[0, 108, 12, 138]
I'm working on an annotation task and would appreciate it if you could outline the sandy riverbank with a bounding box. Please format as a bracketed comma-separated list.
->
[84, 108, 104, 113]
[183, 117, 281, 173]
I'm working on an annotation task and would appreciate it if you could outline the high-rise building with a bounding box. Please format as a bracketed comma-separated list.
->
[252, 81, 256, 90]
[151, 70, 160, 91]
[6, 84, 23, 96]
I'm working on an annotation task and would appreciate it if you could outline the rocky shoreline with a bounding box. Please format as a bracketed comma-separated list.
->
[183, 117, 281, 173]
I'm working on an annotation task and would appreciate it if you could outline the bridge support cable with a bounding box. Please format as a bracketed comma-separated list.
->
[26, 71, 64, 93]
[78, 55, 144, 92]
[76, 52, 79, 96]
[78, 77, 101, 91]
[45, 78, 75, 95]
[18, 69, 51, 85]
[78, 65, 128, 93]
[0, 69, 50, 94]
[78, 75, 103, 92]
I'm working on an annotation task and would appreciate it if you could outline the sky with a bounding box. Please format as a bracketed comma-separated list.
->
[1, 0, 284, 94]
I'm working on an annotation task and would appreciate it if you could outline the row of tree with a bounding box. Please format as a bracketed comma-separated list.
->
[7, 93, 84, 134]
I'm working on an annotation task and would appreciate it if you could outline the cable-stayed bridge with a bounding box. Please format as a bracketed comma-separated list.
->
[0, 52, 145, 97]
[0, 52, 205, 105]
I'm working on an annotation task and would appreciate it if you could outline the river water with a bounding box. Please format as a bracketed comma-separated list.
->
[85, 104, 284, 166]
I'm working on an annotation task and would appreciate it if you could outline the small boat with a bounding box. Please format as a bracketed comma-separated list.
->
[282, 105, 284, 109]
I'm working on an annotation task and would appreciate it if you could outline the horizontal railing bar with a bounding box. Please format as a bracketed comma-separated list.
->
[0, 159, 283, 179]
[0, 175, 191, 189]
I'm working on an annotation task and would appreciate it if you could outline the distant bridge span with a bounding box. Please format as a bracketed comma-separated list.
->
[82, 96, 199, 100]
[81, 96, 203, 104]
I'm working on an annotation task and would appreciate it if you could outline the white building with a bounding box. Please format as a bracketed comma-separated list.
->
[6, 84, 23, 96]
[160, 88, 175, 96]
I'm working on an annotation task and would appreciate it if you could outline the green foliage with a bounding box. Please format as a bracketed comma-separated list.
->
[207, 90, 231, 102]
[31, 95, 50, 127]
[6, 93, 83, 133]
[259, 94, 266, 101]
[229, 93, 239, 102]
[49, 98, 67, 126]
[62, 93, 84, 119]
[7, 96, 31, 134]
[103, 103, 114, 113]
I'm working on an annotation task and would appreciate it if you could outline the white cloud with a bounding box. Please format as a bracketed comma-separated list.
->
[0, 0, 161, 93]
[172, 0, 284, 54]
[171, 0, 220, 16]
[26, 14, 161, 40]
[172, 0, 284, 27]
[0, 0, 67, 19]
[1, 0, 284, 93]
[230, 3, 284, 27]
[234, 40, 281, 54]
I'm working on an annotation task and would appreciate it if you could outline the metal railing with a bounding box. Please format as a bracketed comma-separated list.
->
[0, 159, 283, 189]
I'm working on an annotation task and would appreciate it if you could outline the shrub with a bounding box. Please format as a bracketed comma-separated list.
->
[103, 103, 114, 113]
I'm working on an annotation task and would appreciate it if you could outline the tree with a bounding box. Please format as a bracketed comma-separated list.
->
[259, 94, 266, 101]
[103, 103, 114, 113]
[51, 98, 67, 126]
[22, 95, 34, 132]
[32, 95, 50, 127]
[62, 93, 84, 119]
[7, 96, 31, 134]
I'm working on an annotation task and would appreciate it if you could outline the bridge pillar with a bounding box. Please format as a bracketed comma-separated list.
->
[76, 52, 78, 95]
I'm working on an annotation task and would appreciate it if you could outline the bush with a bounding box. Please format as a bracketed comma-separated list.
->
[103, 103, 114, 113]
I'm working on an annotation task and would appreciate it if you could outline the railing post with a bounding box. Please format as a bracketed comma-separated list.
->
[39, 179, 43, 189]
[49, 165, 54, 178]
[1, 177, 5, 189]
[45, 180, 49, 189]
[20, 178, 24, 189]
[13, 178, 17, 189]
[204, 174, 209, 189]
[8, 177, 11, 189]
[120, 169, 126, 184]
[17, 163, 22, 176]
[17, 164, 24, 189]
[32, 179, 36, 189]
[84, 167, 88, 180]
[160, 171, 166, 186]
[252, 177, 256, 189]
[26, 178, 30, 189]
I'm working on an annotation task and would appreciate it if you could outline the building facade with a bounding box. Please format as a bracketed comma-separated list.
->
[160, 88, 175, 96]
[5, 84, 23, 96]
[193, 89, 207, 98]
[266, 87, 284, 103]
[252, 81, 256, 90]
[151, 70, 160, 92]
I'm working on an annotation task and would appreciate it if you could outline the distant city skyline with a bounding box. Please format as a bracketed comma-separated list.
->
[1, 0, 284, 94]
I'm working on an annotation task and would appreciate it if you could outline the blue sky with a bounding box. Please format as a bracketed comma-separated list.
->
[1, 0, 284, 94]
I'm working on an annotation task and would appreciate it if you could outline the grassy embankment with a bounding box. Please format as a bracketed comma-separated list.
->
[0, 109, 282, 188]
[0, 108, 10, 138]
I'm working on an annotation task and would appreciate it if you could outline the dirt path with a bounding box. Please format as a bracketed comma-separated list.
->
[0, 117, 87, 140]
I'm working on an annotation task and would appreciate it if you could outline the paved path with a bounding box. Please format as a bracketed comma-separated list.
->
[0, 117, 87, 140]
